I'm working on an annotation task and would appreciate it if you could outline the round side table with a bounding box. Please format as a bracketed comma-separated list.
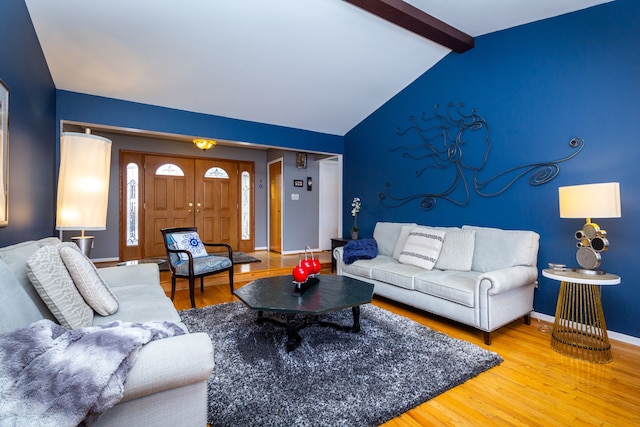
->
[542, 268, 620, 363]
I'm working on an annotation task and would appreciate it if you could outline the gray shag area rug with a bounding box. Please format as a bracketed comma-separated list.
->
[179, 302, 503, 427]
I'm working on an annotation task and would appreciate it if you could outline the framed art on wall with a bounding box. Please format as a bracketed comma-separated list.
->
[0, 79, 8, 227]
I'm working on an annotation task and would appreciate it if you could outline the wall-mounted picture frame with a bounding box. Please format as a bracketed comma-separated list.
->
[293, 179, 304, 187]
[296, 152, 307, 169]
[0, 79, 8, 227]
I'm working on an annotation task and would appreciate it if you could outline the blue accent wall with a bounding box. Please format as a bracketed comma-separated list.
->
[0, 0, 56, 246]
[57, 91, 344, 154]
[345, 0, 640, 338]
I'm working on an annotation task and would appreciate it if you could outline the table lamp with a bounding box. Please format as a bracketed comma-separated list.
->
[56, 130, 112, 257]
[558, 182, 621, 274]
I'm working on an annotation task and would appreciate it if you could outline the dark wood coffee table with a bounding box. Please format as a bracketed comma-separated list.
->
[234, 274, 374, 352]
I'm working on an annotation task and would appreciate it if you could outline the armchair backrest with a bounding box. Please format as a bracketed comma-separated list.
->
[161, 227, 207, 266]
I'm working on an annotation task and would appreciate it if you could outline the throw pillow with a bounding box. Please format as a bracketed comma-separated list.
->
[170, 232, 208, 261]
[59, 245, 119, 316]
[398, 226, 446, 270]
[26, 245, 93, 329]
[434, 228, 476, 271]
[392, 225, 416, 260]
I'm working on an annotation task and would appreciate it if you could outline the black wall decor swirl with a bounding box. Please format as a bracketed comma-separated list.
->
[379, 102, 584, 211]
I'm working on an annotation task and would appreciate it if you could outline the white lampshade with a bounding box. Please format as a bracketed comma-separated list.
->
[558, 182, 621, 220]
[56, 131, 112, 230]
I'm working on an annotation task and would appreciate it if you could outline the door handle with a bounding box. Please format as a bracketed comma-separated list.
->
[196, 202, 201, 213]
[188, 202, 193, 213]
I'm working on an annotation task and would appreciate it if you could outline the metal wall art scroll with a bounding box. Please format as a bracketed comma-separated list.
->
[379, 102, 584, 211]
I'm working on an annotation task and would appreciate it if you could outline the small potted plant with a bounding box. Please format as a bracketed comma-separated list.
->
[351, 197, 361, 239]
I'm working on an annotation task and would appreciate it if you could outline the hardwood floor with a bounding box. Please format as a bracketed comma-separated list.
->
[166, 251, 640, 426]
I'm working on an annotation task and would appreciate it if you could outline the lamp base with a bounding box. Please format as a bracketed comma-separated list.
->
[72, 236, 94, 258]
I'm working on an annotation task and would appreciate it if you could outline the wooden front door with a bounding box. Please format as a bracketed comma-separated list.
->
[143, 155, 196, 257]
[134, 154, 252, 259]
[195, 159, 238, 249]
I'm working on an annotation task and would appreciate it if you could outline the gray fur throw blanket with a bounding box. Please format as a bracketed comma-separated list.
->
[0, 319, 185, 426]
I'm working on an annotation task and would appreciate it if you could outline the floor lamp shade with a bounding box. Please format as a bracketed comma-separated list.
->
[56, 132, 112, 232]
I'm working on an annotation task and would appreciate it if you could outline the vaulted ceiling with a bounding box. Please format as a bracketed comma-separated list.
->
[25, 0, 610, 136]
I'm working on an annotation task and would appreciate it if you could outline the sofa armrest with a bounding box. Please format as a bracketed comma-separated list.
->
[479, 265, 538, 295]
[98, 264, 161, 288]
[120, 332, 214, 402]
[333, 247, 345, 275]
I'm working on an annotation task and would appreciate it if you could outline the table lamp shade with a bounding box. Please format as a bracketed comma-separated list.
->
[558, 182, 621, 220]
[56, 132, 112, 230]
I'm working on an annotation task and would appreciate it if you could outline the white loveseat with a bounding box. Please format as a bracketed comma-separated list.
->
[0, 238, 214, 426]
[334, 222, 540, 344]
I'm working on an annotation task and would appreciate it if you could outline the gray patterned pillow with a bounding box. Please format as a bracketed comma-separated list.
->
[398, 226, 446, 270]
[26, 245, 93, 329]
[59, 245, 119, 316]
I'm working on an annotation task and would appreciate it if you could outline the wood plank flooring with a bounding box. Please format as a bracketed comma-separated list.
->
[165, 251, 640, 426]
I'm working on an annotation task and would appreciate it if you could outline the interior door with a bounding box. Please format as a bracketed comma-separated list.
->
[195, 159, 238, 249]
[268, 160, 282, 253]
[143, 155, 195, 257]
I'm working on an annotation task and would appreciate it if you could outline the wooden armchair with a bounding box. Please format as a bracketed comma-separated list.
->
[161, 227, 234, 308]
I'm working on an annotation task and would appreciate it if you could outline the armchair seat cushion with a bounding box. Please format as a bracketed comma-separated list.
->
[173, 255, 232, 276]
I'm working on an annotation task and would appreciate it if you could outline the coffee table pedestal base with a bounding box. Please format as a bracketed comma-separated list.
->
[257, 306, 362, 352]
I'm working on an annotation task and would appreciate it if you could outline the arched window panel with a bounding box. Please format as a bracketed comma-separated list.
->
[155, 164, 184, 176]
[241, 171, 250, 240]
[204, 167, 229, 179]
[126, 163, 139, 246]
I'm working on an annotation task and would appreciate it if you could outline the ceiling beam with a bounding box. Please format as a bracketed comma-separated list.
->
[344, 0, 474, 53]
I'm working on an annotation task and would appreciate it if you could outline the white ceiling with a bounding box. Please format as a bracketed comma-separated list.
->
[25, 0, 610, 136]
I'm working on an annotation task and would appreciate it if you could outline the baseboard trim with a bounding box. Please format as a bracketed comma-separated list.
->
[532, 311, 640, 347]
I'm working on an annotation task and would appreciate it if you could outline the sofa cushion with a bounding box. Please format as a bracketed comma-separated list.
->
[371, 262, 428, 290]
[398, 226, 446, 270]
[60, 245, 119, 316]
[434, 228, 476, 271]
[0, 259, 45, 333]
[463, 225, 540, 272]
[93, 284, 184, 328]
[414, 270, 482, 307]
[373, 222, 417, 257]
[26, 245, 93, 329]
[341, 255, 396, 279]
[0, 238, 61, 321]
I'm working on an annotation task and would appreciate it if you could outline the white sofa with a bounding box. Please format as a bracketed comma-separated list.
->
[0, 238, 214, 426]
[334, 222, 540, 344]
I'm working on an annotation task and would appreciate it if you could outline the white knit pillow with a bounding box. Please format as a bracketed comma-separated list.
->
[434, 228, 476, 271]
[59, 245, 119, 316]
[26, 245, 93, 329]
[398, 226, 446, 270]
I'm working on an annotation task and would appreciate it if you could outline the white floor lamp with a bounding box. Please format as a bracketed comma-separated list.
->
[56, 130, 112, 258]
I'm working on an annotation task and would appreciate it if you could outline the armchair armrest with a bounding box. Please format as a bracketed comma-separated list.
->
[203, 242, 233, 259]
[120, 332, 214, 402]
[478, 265, 538, 295]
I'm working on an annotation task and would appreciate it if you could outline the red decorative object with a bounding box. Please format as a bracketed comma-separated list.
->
[310, 258, 321, 275]
[303, 245, 321, 276]
[300, 258, 314, 275]
[292, 264, 309, 283]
